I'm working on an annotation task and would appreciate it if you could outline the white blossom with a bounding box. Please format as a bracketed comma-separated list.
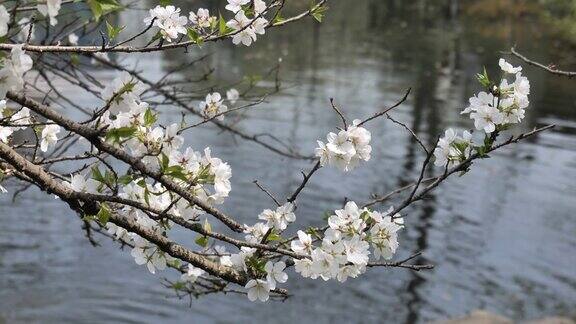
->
[37, 0, 62, 26]
[10, 107, 31, 130]
[264, 261, 287, 289]
[294, 258, 315, 278]
[291, 230, 313, 254]
[189, 8, 215, 28]
[470, 105, 503, 133]
[40, 124, 61, 152]
[226, 10, 257, 46]
[226, 88, 240, 105]
[344, 236, 370, 266]
[252, 17, 268, 35]
[64, 173, 98, 193]
[68, 33, 79, 45]
[200, 92, 228, 120]
[144, 6, 188, 41]
[433, 128, 473, 167]
[245, 279, 270, 302]
[370, 215, 403, 260]
[336, 264, 361, 282]
[230, 247, 255, 271]
[244, 222, 269, 243]
[130, 235, 168, 274]
[499, 58, 522, 74]
[0, 5, 9, 37]
[316, 120, 371, 171]
[0, 45, 33, 99]
[181, 265, 205, 283]
[310, 248, 339, 280]
[254, 0, 267, 14]
[461, 91, 494, 115]
[225, 0, 250, 13]
[258, 202, 295, 231]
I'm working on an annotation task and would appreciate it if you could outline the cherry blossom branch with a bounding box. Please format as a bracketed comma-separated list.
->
[0, 140, 248, 284]
[386, 124, 555, 218]
[0, 1, 328, 54]
[6, 91, 246, 233]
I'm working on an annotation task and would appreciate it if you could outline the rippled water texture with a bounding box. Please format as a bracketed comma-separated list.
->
[1, 1, 575, 323]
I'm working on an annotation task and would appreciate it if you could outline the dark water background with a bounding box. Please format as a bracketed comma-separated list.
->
[1, 1, 575, 323]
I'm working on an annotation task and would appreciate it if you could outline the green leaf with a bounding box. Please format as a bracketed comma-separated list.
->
[106, 20, 125, 41]
[195, 235, 209, 247]
[267, 232, 282, 241]
[311, 5, 328, 22]
[117, 174, 133, 185]
[186, 27, 203, 46]
[105, 126, 137, 143]
[87, 0, 122, 21]
[476, 66, 491, 88]
[143, 108, 157, 127]
[164, 165, 188, 181]
[160, 153, 170, 172]
[218, 14, 233, 35]
[96, 203, 111, 225]
[159, 0, 172, 6]
[273, 12, 285, 24]
[91, 166, 106, 183]
[172, 281, 186, 290]
[70, 53, 80, 66]
[86, 0, 103, 20]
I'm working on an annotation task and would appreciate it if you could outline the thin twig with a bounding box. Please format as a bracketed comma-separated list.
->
[510, 47, 576, 78]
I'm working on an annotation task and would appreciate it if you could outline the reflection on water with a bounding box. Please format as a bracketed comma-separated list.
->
[1, 1, 576, 323]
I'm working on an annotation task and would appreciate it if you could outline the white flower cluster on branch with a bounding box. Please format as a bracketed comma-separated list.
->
[144, 0, 270, 46]
[434, 58, 531, 167]
[0, 0, 553, 305]
[315, 120, 372, 171]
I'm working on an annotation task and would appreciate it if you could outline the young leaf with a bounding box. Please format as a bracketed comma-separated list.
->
[143, 108, 157, 127]
[218, 14, 232, 35]
[311, 5, 328, 23]
[96, 203, 111, 224]
[195, 235, 209, 247]
[106, 21, 125, 41]
[186, 27, 203, 46]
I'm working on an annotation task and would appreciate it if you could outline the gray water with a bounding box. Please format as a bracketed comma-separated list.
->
[1, 1, 576, 323]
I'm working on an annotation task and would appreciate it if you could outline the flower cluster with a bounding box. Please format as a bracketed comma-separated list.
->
[434, 58, 531, 167]
[143, 1, 270, 46]
[144, 5, 188, 42]
[0, 46, 61, 152]
[462, 58, 530, 134]
[0, 45, 33, 99]
[0, 6, 9, 37]
[291, 202, 403, 283]
[48, 73, 236, 273]
[258, 202, 296, 231]
[37, 0, 63, 26]
[0, 102, 29, 143]
[433, 129, 473, 167]
[225, 6, 268, 47]
[315, 120, 372, 171]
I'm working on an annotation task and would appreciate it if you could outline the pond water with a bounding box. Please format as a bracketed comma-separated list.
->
[1, 1, 576, 323]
